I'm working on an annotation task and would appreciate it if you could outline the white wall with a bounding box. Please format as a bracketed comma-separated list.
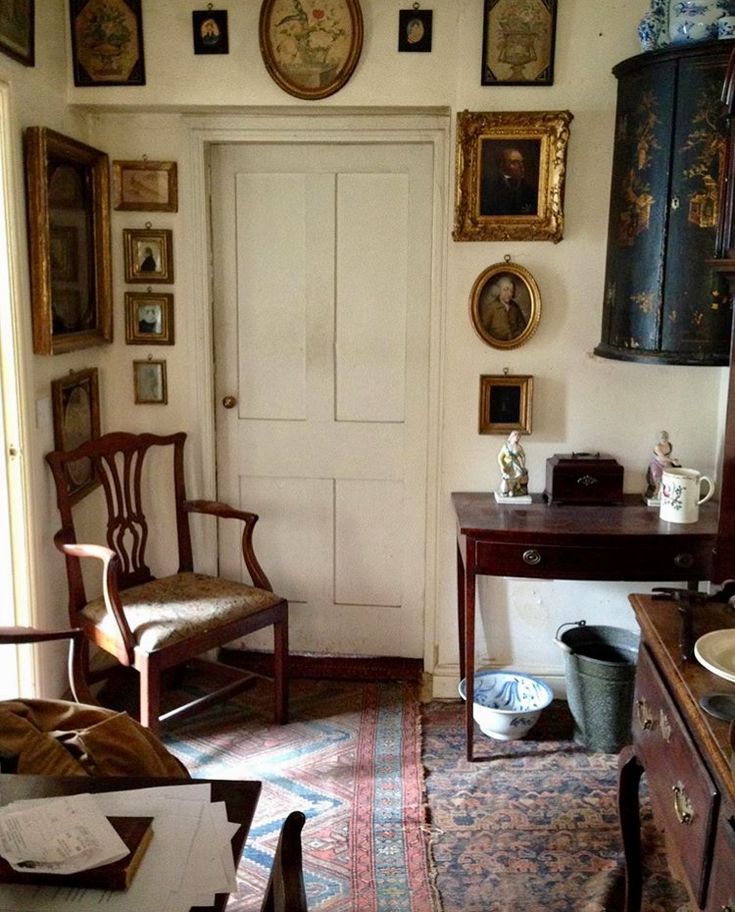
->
[9, 0, 728, 696]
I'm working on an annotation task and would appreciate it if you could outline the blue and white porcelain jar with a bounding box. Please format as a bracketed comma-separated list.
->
[669, 0, 726, 43]
[638, 0, 671, 50]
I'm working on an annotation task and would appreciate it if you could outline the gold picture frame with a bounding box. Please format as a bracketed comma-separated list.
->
[123, 228, 174, 283]
[112, 160, 178, 212]
[469, 260, 541, 350]
[70, 0, 145, 87]
[50, 367, 101, 503]
[24, 127, 113, 356]
[258, 0, 364, 100]
[479, 374, 533, 434]
[453, 109, 573, 243]
[0, 0, 34, 66]
[133, 359, 167, 404]
[125, 291, 174, 344]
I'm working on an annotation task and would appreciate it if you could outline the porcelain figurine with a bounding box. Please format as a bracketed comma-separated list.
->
[497, 430, 529, 498]
[644, 430, 681, 502]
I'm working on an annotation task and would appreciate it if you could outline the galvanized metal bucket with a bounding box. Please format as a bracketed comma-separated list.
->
[555, 620, 639, 753]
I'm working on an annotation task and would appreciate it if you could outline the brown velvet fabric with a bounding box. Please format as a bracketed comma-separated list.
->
[0, 699, 189, 778]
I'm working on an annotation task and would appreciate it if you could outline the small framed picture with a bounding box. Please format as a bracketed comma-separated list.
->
[133, 359, 167, 404]
[192, 9, 228, 54]
[482, 0, 557, 86]
[123, 228, 174, 283]
[398, 9, 432, 52]
[0, 0, 34, 66]
[50, 367, 101, 502]
[113, 160, 178, 212]
[479, 374, 533, 434]
[70, 0, 145, 86]
[469, 260, 541, 350]
[125, 292, 174, 345]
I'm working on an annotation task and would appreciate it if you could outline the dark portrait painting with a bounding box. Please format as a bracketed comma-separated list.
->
[479, 137, 541, 217]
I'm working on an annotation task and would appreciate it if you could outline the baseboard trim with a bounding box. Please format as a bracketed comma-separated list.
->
[219, 649, 424, 684]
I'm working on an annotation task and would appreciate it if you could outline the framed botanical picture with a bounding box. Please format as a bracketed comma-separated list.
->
[112, 160, 178, 212]
[24, 127, 113, 355]
[259, 0, 364, 100]
[469, 260, 541, 350]
[398, 9, 432, 52]
[0, 0, 34, 66]
[125, 291, 174, 344]
[123, 228, 174, 283]
[192, 9, 228, 54]
[69, 0, 145, 87]
[453, 109, 573, 243]
[50, 367, 101, 503]
[133, 359, 167, 404]
[482, 0, 557, 86]
[479, 374, 533, 434]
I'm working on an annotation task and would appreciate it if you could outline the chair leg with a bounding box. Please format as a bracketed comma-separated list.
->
[273, 611, 289, 725]
[139, 657, 162, 736]
[69, 635, 99, 706]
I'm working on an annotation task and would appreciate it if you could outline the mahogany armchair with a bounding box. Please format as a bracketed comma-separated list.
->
[46, 431, 289, 735]
[260, 811, 308, 912]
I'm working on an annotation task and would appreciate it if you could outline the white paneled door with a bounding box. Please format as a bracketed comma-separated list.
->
[210, 141, 434, 657]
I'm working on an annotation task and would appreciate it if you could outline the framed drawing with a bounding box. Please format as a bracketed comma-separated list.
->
[259, 0, 364, 100]
[453, 109, 573, 243]
[112, 160, 178, 212]
[24, 127, 113, 355]
[479, 374, 533, 434]
[123, 228, 174, 283]
[482, 0, 557, 87]
[0, 0, 34, 66]
[192, 9, 228, 54]
[133, 359, 167, 404]
[125, 291, 174, 344]
[469, 260, 541, 350]
[69, 0, 145, 86]
[398, 9, 432, 52]
[51, 367, 101, 503]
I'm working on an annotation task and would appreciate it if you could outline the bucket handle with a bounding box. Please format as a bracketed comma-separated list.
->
[554, 619, 587, 653]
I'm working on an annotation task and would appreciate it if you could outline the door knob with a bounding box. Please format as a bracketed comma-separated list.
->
[222, 395, 237, 409]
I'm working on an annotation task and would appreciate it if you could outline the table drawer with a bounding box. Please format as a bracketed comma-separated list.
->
[474, 539, 713, 581]
[707, 800, 735, 911]
[634, 646, 718, 907]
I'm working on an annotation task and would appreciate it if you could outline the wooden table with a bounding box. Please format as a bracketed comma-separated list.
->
[452, 492, 719, 760]
[0, 774, 261, 912]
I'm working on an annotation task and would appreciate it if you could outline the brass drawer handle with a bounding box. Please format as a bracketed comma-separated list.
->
[672, 783, 694, 825]
[636, 699, 654, 730]
[522, 549, 541, 566]
[659, 710, 672, 742]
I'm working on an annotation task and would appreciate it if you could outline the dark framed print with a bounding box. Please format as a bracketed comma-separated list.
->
[259, 0, 364, 100]
[453, 109, 573, 243]
[192, 9, 228, 54]
[133, 359, 167, 404]
[51, 367, 101, 503]
[112, 160, 178, 212]
[70, 0, 145, 86]
[479, 374, 533, 434]
[482, 0, 557, 86]
[0, 0, 34, 66]
[125, 291, 174, 344]
[469, 260, 541, 350]
[123, 228, 174, 283]
[24, 127, 113, 355]
[398, 9, 432, 52]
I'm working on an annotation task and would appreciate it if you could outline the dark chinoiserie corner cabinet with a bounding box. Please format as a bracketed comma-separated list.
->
[596, 39, 734, 365]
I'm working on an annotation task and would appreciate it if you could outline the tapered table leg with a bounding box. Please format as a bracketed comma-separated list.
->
[618, 745, 645, 912]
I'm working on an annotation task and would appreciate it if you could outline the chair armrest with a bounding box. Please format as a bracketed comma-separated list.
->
[0, 626, 85, 645]
[184, 499, 273, 591]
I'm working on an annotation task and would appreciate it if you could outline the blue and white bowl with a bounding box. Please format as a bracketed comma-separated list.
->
[458, 671, 554, 740]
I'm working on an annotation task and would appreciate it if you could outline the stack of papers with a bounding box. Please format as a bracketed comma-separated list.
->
[0, 784, 240, 912]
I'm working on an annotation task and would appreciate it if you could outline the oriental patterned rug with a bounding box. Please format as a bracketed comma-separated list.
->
[163, 679, 440, 912]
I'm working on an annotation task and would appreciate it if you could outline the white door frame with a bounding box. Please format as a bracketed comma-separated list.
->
[184, 108, 450, 670]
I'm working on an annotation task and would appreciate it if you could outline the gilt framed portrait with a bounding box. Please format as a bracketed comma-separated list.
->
[469, 261, 541, 350]
[133, 359, 167, 404]
[125, 291, 174, 344]
[70, 0, 145, 86]
[0, 0, 34, 66]
[123, 228, 174, 283]
[51, 367, 101, 503]
[453, 109, 573, 243]
[24, 127, 113, 355]
[482, 0, 557, 87]
[113, 160, 178, 212]
[479, 374, 533, 434]
[259, 0, 364, 100]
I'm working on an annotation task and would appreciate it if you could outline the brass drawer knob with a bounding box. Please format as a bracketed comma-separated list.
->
[674, 552, 694, 569]
[672, 782, 694, 825]
[522, 549, 541, 566]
